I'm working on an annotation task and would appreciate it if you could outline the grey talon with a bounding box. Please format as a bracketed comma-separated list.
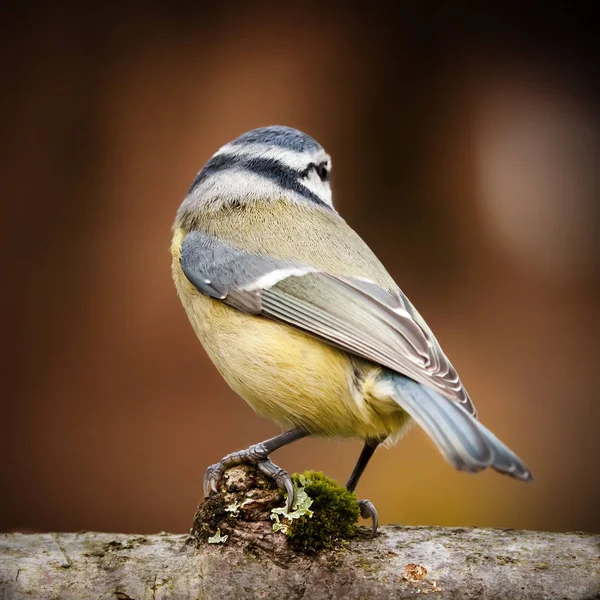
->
[284, 477, 296, 513]
[203, 466, 215, 498]
[201, 433, 304, 512]
[357, 499, 378, 536]
[256, 460, 295, 511]
[202, 463, 226, 498]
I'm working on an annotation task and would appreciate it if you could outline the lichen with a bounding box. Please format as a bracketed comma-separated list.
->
[191, 493, 230, 544]
[271, 478, 314, 534]
[271, 471, 360, 552]
[224, 500, 242, 517]
[191, 466, 361, 552]
[207, 529, 228, 544]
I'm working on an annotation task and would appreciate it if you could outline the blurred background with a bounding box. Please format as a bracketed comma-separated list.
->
[1, 2, 598, 535]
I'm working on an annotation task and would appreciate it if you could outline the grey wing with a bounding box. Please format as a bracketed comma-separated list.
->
[262, 274, 475, 415]
[180, 230, 314, 314]
[180, 231, 475, 416]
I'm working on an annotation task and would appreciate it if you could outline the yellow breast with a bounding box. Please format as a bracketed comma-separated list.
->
[171, 213, 409, 440]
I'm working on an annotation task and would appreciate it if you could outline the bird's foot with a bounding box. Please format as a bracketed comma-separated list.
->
[357, 499, 378, 536]
[203, 444, 296, 512]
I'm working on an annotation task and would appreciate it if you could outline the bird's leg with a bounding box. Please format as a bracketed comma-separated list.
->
[345, 438, 383, 536]
[203, 427, 309, 512]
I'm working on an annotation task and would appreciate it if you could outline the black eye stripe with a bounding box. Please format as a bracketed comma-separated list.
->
[300, 161, 330, 181]
[188, 153, 239, 191]
[315, 162, 329, 182]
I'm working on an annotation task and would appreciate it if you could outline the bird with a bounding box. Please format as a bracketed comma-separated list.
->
[171, 125, 533, 534]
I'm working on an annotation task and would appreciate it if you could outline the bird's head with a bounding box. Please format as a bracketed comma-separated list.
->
[177, 126, 334, 223]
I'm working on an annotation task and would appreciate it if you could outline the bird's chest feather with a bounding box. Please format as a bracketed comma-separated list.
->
[170, 207, 407, 438]
[174, 263, 353, 429]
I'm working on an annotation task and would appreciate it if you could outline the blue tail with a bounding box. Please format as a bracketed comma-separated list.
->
[385, 372, 533, 481]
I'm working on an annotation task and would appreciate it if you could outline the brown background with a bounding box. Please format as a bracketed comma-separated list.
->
[2, 3, 599, 535]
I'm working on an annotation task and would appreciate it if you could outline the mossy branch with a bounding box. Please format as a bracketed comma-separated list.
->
[1, 466, 599, 599]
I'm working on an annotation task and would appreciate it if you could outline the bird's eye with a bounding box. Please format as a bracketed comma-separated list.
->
[315, 162, 329, 182]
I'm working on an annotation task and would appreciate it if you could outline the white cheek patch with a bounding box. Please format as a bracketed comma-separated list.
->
[191, 142, 334, 209]
[190, 167, 332, 211]
[191, 167, 284, 206]
[214, 143, 314, 172]
[302, 169, 333, 207]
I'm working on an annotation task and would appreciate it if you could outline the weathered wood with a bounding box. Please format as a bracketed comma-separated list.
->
[1, 527, 599, 599]
[2, 467, 598, 599]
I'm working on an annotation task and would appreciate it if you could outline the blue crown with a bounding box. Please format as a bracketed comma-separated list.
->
[230, 126, 322, 153]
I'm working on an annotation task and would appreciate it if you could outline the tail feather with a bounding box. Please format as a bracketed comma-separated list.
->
[386, 373, 533, 481]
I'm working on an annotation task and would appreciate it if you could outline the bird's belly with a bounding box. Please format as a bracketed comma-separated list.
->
[179, 285, 405, 439]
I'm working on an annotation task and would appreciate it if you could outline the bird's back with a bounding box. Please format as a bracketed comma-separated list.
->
[184, 200, 398, 291]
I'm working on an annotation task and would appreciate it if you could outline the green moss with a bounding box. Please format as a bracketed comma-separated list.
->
[356, 557, 382, 573]
[275, 471, 360, 552]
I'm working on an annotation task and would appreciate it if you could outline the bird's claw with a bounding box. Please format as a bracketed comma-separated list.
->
[256, 459, 296, 512]
[203, 462, 226, 498]
[202, 451, 295, 512]
[357, 499, 378, 536]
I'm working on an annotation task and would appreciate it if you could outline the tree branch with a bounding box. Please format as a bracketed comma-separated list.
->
[2, 467, 598, 599]
[2, 527, 599, 599]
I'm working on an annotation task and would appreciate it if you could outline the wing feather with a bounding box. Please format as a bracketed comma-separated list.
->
[180, 230, 476, 416]
[260, 273, 475, 415]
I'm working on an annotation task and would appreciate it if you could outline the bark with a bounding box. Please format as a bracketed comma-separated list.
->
[1, 467, 599, 599]
[2, 527, 599, 599]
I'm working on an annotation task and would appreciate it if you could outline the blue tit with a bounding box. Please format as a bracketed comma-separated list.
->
[171, 126, 533, 534]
